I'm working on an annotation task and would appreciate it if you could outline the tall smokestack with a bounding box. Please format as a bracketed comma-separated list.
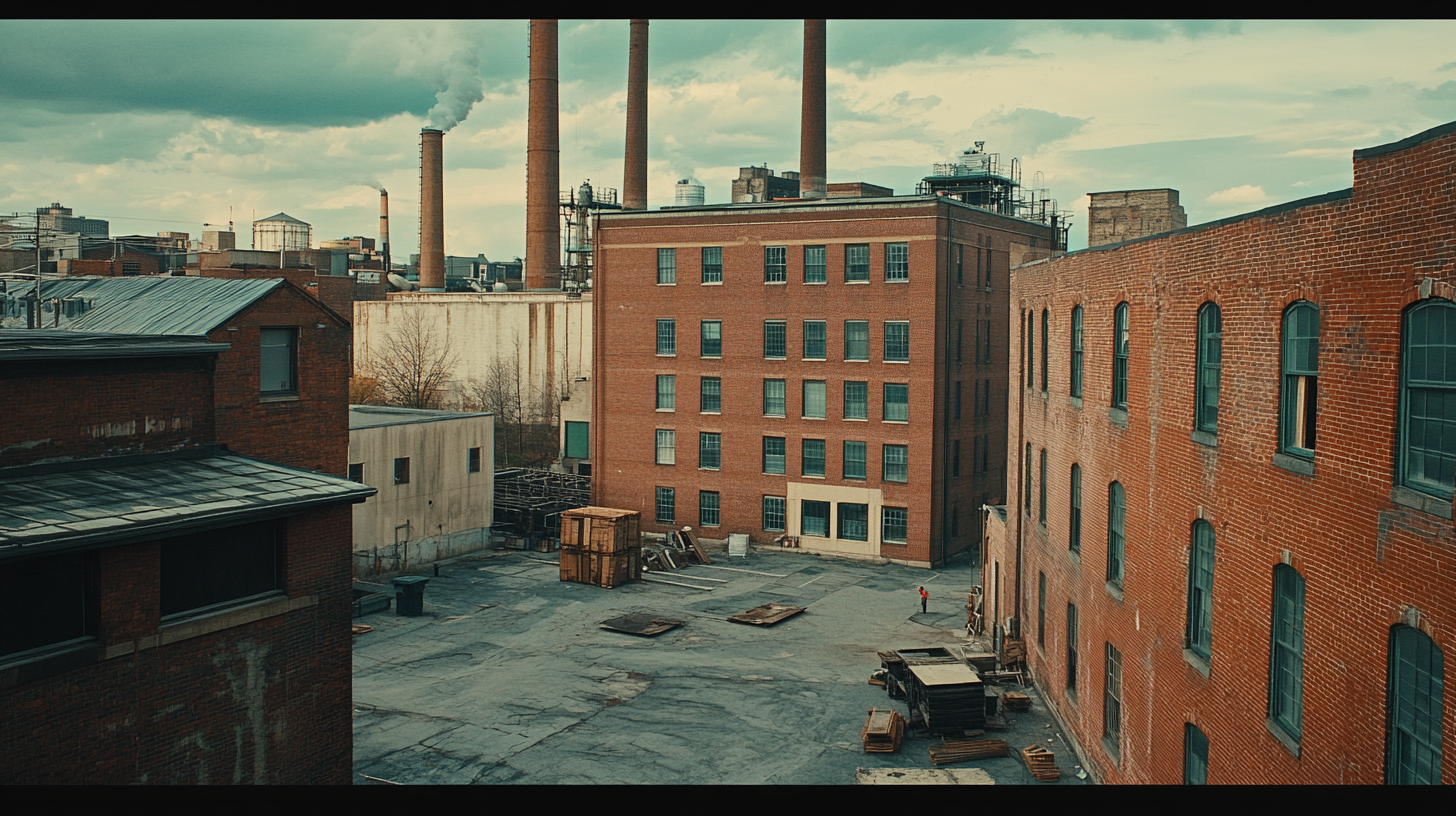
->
[623, 19, 649, 211]
[799, 19, 827, 200]
[379, 188, 391, 273]
[526, 19, 560, 291]
[420, 128, 445, 292]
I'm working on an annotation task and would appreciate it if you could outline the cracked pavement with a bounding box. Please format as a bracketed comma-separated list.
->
[352, 548, 1090, 784]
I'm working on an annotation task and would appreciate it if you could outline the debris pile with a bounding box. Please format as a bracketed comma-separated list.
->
[928, 739, 1008, 765]
[861, 708, 906, 753]
[1021, 744, 1060, 782]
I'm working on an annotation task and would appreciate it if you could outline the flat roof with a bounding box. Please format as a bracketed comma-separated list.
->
[604, 193, 1058, 232]
[349, 405, 491, 429]
[0, 447, 375, 560]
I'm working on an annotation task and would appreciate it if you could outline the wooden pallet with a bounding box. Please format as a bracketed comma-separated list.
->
[928, 739, 1008, 765]
[861, 708, 906, 753]
[1003, 691, 1032, 711]
[1021, 744, 1061, 782]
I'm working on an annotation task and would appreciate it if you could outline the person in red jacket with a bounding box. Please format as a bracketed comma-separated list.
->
[918, 586, 928, 614]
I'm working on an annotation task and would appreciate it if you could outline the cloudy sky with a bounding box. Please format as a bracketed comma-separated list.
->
[2, 20, 1454, 260]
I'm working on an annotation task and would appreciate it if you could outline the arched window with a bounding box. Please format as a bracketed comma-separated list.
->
[1024, 442, 1033, 515]
[1026, 310, 1035, 388]
[1187, 521, 1215, 660]
[1400, 299, 1456, 498]
[1386, 625, 1444, 784]
[1070, 463, 1082, 553]
[1107, 481, 1125, 585]
[1113, 302, 1129, 409]
[1196, 303, 1222, 435]
[1269, 564, 1306, 746]
[1281, 302, 1319, 456]
[1041, 308, 1049, 393]
[1071, 306, 1084, 398]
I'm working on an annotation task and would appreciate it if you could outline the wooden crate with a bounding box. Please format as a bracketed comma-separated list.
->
[560, 507, 641, 554]
[559, 547, 641, 588]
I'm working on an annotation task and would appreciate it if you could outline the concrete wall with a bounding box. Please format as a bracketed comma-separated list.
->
[349, 412, 494, 574]
[1086, 188, 1187, 248]
[353, 292, 592, 411]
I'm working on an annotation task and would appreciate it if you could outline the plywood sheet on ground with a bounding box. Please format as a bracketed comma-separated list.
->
[727, 602, 806, 626]
[599, 613, 685, 637]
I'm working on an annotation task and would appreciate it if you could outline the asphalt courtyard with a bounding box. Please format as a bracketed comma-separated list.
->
[352, 545, 1091, 784]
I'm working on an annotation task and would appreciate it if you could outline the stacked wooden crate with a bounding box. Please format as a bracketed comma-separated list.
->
[1021, 744, 1060, 782]
[860, 708, 906, 753]
[559, 507, 642, 588]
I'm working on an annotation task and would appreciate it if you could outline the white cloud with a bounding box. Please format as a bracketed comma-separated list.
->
[1206, 185, 1268, 204]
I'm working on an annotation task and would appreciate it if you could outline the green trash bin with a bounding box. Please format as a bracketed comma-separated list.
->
[391, 576, 431, 617]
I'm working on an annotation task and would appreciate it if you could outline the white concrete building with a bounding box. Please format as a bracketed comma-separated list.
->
[348, 405, 494, 575]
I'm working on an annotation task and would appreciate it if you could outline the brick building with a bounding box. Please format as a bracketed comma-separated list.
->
[995, 121, 1456, 783]
[592, 195, 1060, 566]
[0, 328, 372, 783]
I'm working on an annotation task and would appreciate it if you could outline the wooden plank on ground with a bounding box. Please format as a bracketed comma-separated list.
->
[727, 602, 806, 626]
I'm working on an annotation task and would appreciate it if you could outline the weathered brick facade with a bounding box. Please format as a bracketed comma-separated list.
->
[997, 121, 1456, 783]
[593, 197, 1057, 566]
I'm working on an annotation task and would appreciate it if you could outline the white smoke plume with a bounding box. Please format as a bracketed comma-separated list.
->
[358, 178, 384, 191]
[428, 45, 485, 132]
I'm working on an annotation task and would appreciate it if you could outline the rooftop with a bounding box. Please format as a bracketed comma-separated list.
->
[349, 405, 491, 430]
[0, 276, 285, 336]
[0, 329, 229, 361]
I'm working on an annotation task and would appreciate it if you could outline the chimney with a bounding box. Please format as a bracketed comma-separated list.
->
[622, 19, 649, 211]
[526, 19, 560, 291]
[419, 129, 445, 291]
[799, 19, 827, 200]
[379, 188, 391, 272]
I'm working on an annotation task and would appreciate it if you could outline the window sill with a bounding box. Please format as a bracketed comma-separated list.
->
[764, 414, 786, 419]
[699, 468, 720, 472]
[881, 420, 909, 425]
[1272, 452, 1314, 477]
[1070, 396, 1083, 409]
[149, 592, 309, 651]
[884, 480, 908, 486]
[1109, 407, 1128, 429]
[801, 358, 827, 362]
[702, 356, 721, 361]
[1191, 430, 1218, 448]
[885, 278, 910, 284]
[655, 408, 674, 413]
[1040, 390, 1049, 402]
[1265, 718, 1302, 759]
[883, 539, 908, 546]
[260, 393, 300, 404]
[1101, 734, 1121, 766]
[701, 411, 721, 416]
[804, 281, 827, 286]
[1105, 581, 1124, 603]
[656, 354, 677, 358]
[1068, 548, 1080, 567]
[1390, 485, 1453, 519]
[801, 475, 826, 480]
[765, 357, 787, 362]
[801, 416, 826, 421]
[1183, 648, 1211, 679]
[844, 359, 869, 363]
[657, 282, 676, 286]
[764, 281, 787, 286]
[763, 471, 786, 477]
[844, 417, 869, 422]
[845, 279, 870, 285]
[0, 636, 98, 690]
[701, 281, 722, 286]
[883, 360, 910, 364]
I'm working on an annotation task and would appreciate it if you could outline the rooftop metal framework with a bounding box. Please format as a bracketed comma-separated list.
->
[493, 467, 592, 542]
[916, 142, 1071, 250]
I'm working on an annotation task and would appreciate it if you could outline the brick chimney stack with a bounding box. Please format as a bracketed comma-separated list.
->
[526, 19, 561, 290]
[623, 19, 649, 211]
[799, 20, 827, 200]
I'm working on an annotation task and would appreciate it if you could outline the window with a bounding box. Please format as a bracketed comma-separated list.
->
[1184, 724, 1209, 785]
[657, 248, 676, 284]
[656, 374, 676, 411]
[699, 432, 721, 470]
[882, 507, 907, 543]
[655, 487, 675, 523]
[655, 429, 676, 465]
[1113, 302, 1129, 409]
[122, 261, 142, 276]
[1067, 603, 1079, 693]
[160, 521, 280, 618]
[1401, 299, 1456, 499]
[976, 434, 988, 473]
[802, 439, 825, 477]
[1187, 521, 1215, 661]
[1104, 642, 1122, 758]
[885, 242, 908, 281]
[468, 447, 481, 474]
[1026, 311, 1035, 388]
[566, 421, 589, 459]
[701, 320, 722, 358]
[804, 245, 826, 283]
[845, 321, 869, 360]
[700, 377, 720, 413]
[978, 378, 991, 416]
[885, 322, 909, 362]
[702, 246, 722, 283]
[844, 441, 866, 480]
[803, 320, 826, 359]
[764, 321, 787, 359]
[1038, 572, 1046, 648]
[801, 500, 830, 537]
[845, 244, 869, 282]
[1041, 308, 1049, 393]
[394, 457, 410, 485]
[955, 382, 962, 420]
[957, 320, 964, 362]
[952, 440, 960, 477]
[883, 383, 908, 422]
[1070, 464, 1082, 554]
[1071, 306, 1084, 398]
[1038, 449, 1047, 526]
[260, 328, 297, 396]
[838, 503, 869, 541]
[1269, 565, 1306, 746]
[1281, 302, 1319, 456]
[699, 491, 720, 527]
[802, 380, 826, 419]
[764, 379, 786, 416]
[657, 319, 676, 356]
[1107, 482, 1125, 585]
[765, 245, 787, 282]
[1196, 302, 1222, 434]
[883, 444, 908, 483]
[348, 463, 364, 483]
[763, 496, 786, 531]
[763, 437, 786, 474]
[951, 506, 959, 537]
[977, 319, 991, 364]
[0, 553, 90, 659]
[957, 245, 964, 285]
[1024, 443, 1032, 515]
[844, 381, 868, 420]
[1386, 625, 1445, 784]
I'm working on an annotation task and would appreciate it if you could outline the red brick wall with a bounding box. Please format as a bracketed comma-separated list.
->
[0, 507, 353, 783]
[1008, 125, 1456, 783]
[0, 356, 216, 468]
[592, 200, 1048, 565]
[211, 283, 351, 475]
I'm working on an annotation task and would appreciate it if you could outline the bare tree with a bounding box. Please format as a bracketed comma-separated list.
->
[368, 308, 459, 409]
[466, 334, 571, 468]
[349, 375, 385, 405]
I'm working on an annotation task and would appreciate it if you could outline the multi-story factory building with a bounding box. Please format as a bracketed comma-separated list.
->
[592, 194, 1060, 567]
[993, 120, 1456, 783]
